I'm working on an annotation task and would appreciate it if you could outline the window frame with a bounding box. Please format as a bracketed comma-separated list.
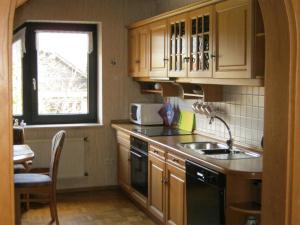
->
[13, 22, 98, 125]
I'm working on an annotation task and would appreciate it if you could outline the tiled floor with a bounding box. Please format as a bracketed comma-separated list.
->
[22, 189, 156, 225]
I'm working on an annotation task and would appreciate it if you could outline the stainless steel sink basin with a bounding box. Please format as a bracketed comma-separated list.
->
[178, 141, 261, 159]
[178, 142, 230, 154]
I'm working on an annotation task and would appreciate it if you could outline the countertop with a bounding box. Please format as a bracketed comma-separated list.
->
[112, 123, 262, 178]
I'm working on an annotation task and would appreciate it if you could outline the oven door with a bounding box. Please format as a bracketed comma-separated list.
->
[130, 147, 148, 197]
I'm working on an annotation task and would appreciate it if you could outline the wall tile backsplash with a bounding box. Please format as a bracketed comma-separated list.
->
[169, 86, 264, 148]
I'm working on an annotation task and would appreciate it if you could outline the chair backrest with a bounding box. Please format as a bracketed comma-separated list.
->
[49, 130, 66, 186]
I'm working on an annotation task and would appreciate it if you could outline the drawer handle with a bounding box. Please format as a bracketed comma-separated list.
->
[153, 150, 159, 154]
[172, 158, 179, 163]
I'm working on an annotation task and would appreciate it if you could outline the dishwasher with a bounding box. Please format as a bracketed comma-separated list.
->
[186, 160, 226, 225]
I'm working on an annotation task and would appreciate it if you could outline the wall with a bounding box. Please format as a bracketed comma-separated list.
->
[170, 86, 264, 148]
[14, 0, 158, 189]
[154, 0, 206, 14]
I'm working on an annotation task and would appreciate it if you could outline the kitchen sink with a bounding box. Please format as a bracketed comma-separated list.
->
[178, 142, 230, 154]
[178, 141, 261, 159]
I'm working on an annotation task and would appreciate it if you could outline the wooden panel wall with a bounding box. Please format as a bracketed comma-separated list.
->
[14, 0, 158, 189]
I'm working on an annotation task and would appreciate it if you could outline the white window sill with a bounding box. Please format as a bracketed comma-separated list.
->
[24, 123, 104, 129]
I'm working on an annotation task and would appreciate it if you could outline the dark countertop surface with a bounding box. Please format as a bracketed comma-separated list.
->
[112, 123, 263, 178]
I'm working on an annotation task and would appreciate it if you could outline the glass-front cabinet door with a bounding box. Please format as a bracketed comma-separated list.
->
[187, 6, 213, 78]
[168, 15, 188, 77]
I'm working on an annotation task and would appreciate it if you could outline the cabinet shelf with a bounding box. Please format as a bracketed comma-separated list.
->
[230, 202, 261, 215]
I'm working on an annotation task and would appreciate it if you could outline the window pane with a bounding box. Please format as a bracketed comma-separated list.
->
[12, 39, 23, 116]
[36, 31, 90, 115]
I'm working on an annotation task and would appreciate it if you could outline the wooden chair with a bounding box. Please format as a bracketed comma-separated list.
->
[14, 130, 66, 225]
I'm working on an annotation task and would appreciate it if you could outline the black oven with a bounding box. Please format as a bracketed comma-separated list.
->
[130, 136, 148, 197]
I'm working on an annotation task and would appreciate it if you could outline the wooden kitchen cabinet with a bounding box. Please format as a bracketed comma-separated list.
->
[148, 145, 186, 225]
[165, 162, 186, 225]
[213, 0, 252, 79]
[128, 26, 149, 77]
[187, 6, 213, 78]
[116, 131, 131, 192]
[168, 14, 188, 78]
[128, 29, 139, 77]
[148, 152, 166, 223]
[149, 20, 168, 78]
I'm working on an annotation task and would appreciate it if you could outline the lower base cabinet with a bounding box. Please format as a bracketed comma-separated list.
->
[165, 163, 186, 225]
[148, 145, 186, 225]
[148, 153, 166, 223]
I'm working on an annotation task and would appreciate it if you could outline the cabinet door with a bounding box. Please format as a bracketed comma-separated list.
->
[165, 163, 186, 225]
[187, 6, 213, 78]
[117, 143, 131, 192]
[168, 14, 188, 77]
[149, 20, 168, 77]
[128, 29, 139, 77]
[148, 153, 166, 223]
[138, 27, 150, 77]
[213, 0, 252, 78]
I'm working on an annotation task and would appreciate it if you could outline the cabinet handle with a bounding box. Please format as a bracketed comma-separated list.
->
[164, 178, 169, 184]
[210, 54, 217, 59]
[135, 60, 140, 64]
[172, 158, 179, 163]
[183, 57, 190, 63]
[153, 150, 159, 154]
[163, 58, 169, 61]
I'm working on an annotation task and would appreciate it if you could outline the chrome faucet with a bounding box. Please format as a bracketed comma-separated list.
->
[209, 115, 233, 149]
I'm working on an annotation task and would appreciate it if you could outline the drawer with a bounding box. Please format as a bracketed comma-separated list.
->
[149, 145, 166, 160]
[167, 153, 185, 169]
[117, 131, 130, 147]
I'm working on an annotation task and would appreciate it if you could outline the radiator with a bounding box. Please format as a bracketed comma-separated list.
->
[26, 137, 86, 179]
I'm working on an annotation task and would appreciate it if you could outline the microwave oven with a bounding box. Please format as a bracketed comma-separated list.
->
[130, 103, 163, 125]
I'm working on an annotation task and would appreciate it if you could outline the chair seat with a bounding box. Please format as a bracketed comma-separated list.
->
[14, 164, 26, 173]
[14, 173, 52, 188]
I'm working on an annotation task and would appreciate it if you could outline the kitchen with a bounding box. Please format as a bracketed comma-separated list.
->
[0, 0, 300, 225]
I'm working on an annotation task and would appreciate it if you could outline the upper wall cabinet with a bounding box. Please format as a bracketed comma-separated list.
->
[213, 0, 251, 78]
[149, 20, 168, 78]
[187, 6, 213, 78]
[128, 0, 265, 86]
[128, 29, 139, 77]
[128, 26, 149, 77]
[168, 14, 188, 78]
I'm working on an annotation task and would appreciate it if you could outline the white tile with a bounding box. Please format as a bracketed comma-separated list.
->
[259, 108, 264, 119]
[252, 107, 259, 119]
[246, 118, 252, 129]
[242, 95, 247, 105]
[258, 120, 264, 131]
[240, 127, 246, 138]
[235, 105, 241, 116]
[247, 95, 253, 106]
[253, 87, 259, 95]
[252, 119, 258, 130]
[246, 107, 252, 117]
[241, 106, 246, 116]
[241, 117, 246, 127]
[252, 129, 258, 140]
[259, 96, 265, 107]
[246, 139, 252, 145]
[247, 87, 253, 95]
[253, 96, 259, 107]
[259, 87, 265, 95]
[246, 128, 252, 139]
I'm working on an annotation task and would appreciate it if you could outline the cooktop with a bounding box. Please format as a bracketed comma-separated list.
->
[132, 126, 192, 137]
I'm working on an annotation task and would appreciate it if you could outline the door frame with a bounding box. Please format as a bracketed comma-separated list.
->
[0, 0, 300, 224]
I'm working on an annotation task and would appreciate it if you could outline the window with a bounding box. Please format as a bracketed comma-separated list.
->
[12, 23, 98, 124]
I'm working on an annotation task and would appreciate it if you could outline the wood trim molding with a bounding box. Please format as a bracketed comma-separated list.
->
[259, 0, 300, 224]
[0, 1, 299, 225]
[0, 1, 17, 224]
[128, 0, 223, 29]
[16, 0, 28, 8]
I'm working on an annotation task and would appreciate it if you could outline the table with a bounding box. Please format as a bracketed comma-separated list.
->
[13, 144, 34, 164]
